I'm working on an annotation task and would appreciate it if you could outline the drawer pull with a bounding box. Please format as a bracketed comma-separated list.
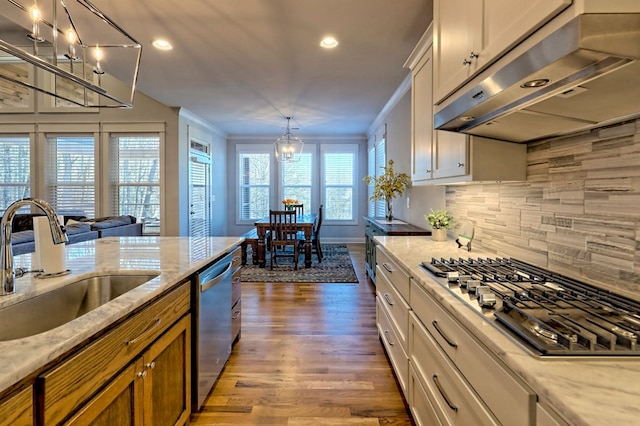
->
[126, 318, 162, 345]
[432, 374, 458, 412]
[382, 263, 394, 273]
[232, 310, 241, 319]
[383, 330, 395, 346]
[383, 293, 394, 306]
[432, 320, 457, 348]
[145, 361, 156, 370]
[137, 370, 147, 379]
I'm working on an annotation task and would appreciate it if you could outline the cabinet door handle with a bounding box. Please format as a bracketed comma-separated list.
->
[137, 370, 147, 378]
[383, 330, 395, 346]
[383, 293, 394, 306]
[457, 162, 465, 168]
[232, 310, 241, 319]
[462, 58, 472, 66]
[432, 320, 457, 348]
[382, 263, 394, 273]
[426, 169, 432, 174]
[145, 361, 156, 370]
[432, 374, 458, 412]
[126, 318, 162, 345]
[469, 51, 479, 59]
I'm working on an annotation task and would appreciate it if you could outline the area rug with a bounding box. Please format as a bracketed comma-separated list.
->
[241, 243, 359, 283]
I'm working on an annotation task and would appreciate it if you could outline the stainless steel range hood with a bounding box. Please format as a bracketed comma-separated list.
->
[434, 14, 640, 143]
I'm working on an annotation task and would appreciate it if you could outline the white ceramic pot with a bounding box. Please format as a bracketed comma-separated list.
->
[432, 228, 447, 241]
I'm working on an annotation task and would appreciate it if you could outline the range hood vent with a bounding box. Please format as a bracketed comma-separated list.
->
[434, 14, 640, 143]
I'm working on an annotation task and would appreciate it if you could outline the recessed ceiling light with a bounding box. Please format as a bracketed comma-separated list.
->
[320, 36, 338, 49]
[152, 39, 173, 50]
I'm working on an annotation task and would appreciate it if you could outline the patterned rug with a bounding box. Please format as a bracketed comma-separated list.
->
[241, 243, 359, 283]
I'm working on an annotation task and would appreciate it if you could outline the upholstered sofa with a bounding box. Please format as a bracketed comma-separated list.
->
[9, 214, 143, 255]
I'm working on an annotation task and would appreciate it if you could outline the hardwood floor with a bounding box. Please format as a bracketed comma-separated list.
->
[190, 243, 415, 425]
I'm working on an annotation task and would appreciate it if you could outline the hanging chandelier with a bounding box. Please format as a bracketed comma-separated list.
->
[274, 116, 304, 162]
[0, 0, 141, 108]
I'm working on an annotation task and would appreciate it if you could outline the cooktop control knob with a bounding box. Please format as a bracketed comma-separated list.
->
[467, 280, 481, 293]
[458, 275, 472, 288]
[446, 271, 459, 282]
[476, 286, 496, 308]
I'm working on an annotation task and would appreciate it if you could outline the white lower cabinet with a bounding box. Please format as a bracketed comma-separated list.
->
[376, 296, 409, 397]
[410, 312, 499, 425]
[409, 364, 444, 426]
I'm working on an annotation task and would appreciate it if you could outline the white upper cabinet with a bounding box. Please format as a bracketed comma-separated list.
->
[433, 0, 572, 104]
[410, 43, 434, 183]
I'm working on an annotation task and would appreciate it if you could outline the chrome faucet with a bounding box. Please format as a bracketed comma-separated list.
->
[1, 198, 68, 295]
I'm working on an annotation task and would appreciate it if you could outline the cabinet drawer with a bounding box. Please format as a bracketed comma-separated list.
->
[409, 365, 444, 426]
[0, 386, 32, 426]
[410, 312, 498, 426]
[376, 271, 410, 352]
[411, 279, 535, 426]
[376, 297, 409, 398]
[40, 281, 191, 426]
[376, 248, 410, 301]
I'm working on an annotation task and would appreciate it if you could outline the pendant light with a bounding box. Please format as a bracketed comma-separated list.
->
[274, 117, 304, 162]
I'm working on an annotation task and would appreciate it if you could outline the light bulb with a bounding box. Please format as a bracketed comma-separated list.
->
[65, 29, 77, 60]
[27, 5, 44, 42]
[93, 44, 105, 74]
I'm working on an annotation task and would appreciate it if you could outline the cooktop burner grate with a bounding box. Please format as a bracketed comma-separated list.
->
[420, 257, 640, 356]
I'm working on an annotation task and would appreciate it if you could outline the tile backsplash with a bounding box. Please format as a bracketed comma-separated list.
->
[446, 119, 640, 295]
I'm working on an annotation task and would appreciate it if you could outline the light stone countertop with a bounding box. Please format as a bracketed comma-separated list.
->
[0, 236, 243, 393]
[375, 235, 640, 426]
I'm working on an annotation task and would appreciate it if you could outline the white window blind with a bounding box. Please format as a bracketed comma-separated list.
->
[282, 152, 312, 212]
[322, 145, 357, 221]
[239, 152, 270, 221]
[367, 145, 375, 217]
[0, 136, 30, 215]
[46, 135, 95, 217]
[374, 139, 386, 218]
[110, 135, 160, 234]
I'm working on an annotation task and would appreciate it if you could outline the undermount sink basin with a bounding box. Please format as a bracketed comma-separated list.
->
[0, 273, 160, 341]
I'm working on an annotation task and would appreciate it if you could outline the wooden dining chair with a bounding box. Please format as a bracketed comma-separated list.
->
[299, 204, 323, 263]
[269, 209, 299, 270]
[291, 204, 304, 216]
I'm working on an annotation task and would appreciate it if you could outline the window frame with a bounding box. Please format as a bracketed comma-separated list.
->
[236, 144, 274, 224]
[320, 143, 359, 225]
[0, 135, 31, 215]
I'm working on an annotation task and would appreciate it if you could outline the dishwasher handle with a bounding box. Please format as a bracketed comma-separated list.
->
[200, 259, 233, 293]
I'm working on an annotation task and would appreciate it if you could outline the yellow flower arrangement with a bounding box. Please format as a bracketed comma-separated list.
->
[281, 198, 299, 207]
[363, 159, 410, 220]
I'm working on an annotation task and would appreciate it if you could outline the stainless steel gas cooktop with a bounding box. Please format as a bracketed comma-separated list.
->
[420, 257, 640, 356]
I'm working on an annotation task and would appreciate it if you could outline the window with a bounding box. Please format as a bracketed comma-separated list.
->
[46, 135, 95, 217]
[367, 138, 386, 217]
[238, 149, 271, 221]
[110, 134, 160, 234]
[0, 136, 30, 215]
[281, 152, 312, 211]
[322, 144, 358, 222]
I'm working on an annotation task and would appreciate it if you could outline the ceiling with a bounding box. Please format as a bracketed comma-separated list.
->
[88, 0, 433, 137]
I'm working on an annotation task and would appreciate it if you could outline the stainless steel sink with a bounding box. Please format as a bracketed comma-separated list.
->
[0, 273, 160, 341]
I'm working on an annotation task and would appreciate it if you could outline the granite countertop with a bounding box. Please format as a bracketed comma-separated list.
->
[375, 235, 640, 426]
[0, 236, 243, 393]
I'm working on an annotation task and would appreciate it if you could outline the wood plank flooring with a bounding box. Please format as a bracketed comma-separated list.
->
[190, 243, 415, 425]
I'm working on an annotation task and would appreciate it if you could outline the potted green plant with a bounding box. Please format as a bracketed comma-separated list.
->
[363, 159, 410, 221]
[425, 209, 454, 241]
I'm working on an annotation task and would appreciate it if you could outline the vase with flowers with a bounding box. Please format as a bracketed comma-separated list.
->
[282, 198, 299, 210]
[425, 209, 454, 241]
[363, 159, 410, 221]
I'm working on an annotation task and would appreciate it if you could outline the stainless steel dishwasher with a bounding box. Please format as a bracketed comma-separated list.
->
[192, 247, 241, 410]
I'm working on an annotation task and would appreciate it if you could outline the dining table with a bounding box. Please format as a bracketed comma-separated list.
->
[254, 213, 317, 268]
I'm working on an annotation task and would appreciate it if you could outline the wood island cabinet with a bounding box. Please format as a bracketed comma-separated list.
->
[38, 281, 191, 426]
[0, 386, 32, 425]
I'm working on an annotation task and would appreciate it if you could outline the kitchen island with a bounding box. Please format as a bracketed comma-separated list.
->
[376, 235, 640, 426]
[0, 236, 243, 424]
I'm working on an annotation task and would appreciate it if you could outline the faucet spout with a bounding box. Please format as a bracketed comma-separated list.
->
[0, 198, 68, 295]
